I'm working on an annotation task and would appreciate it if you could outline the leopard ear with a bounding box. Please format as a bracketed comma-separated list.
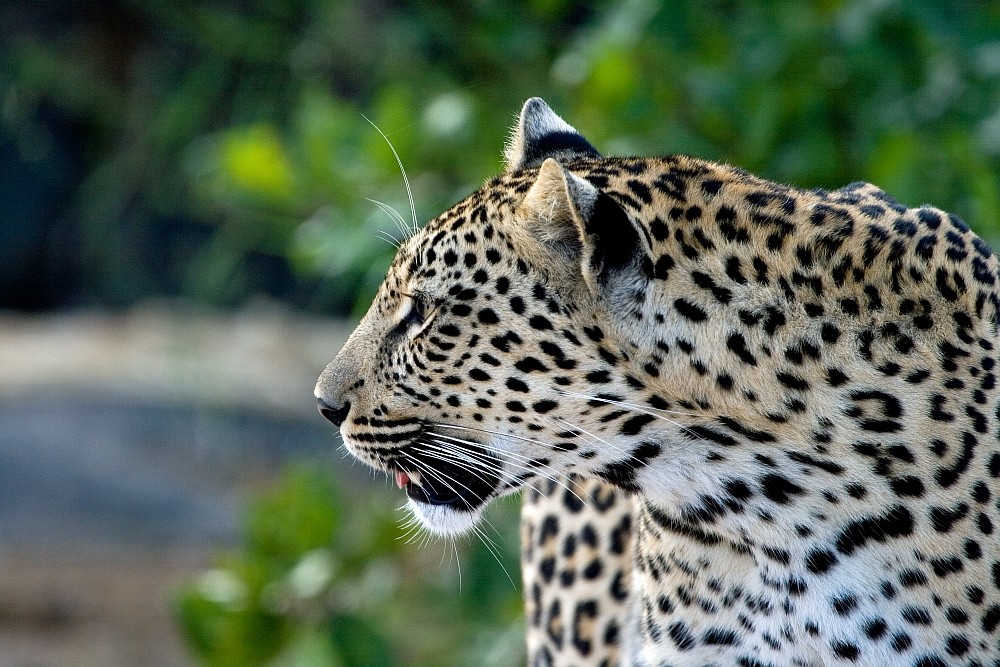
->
[504, 98, 600, 172]
[521, 159, 645, 293]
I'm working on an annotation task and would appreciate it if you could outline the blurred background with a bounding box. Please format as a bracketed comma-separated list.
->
[2, 1, 1000, 665]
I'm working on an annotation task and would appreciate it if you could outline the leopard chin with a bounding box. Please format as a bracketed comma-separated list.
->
[405, 498, 484, 537]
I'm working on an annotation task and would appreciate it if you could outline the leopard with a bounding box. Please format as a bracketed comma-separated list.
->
[316, 97, 1000, 667]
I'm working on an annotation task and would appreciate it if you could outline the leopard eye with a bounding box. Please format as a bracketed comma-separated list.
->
[403, 295, 428, 327]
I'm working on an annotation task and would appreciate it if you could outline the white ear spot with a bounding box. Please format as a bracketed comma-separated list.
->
[504, 98, 598, 172]
[515, 98, 578, 141]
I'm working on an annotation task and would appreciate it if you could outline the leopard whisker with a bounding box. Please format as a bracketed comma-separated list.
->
[362, 114, 419, 236]
[469, 521, 516, 588]
[551, 416, 677, 490]
[367, 197, 410, 244]
[405, 446, 509, 515]
[557, 388, 700, 420]
[429, 421, 589, 477]
[398, 505, 437, 548]
[426, 428, 575, 482]
[413, 439, 511, 488]
[374, 228, 403, 249]
[555, 389, 705, 442]
[414, 441, 518, 500]
[435, 418, 648, 475]
[431, 421, 569, 451]
[426, 429, 593, 511]
[398, 450, 472, 502]
[429, 433, 595, 506]
[417, 437, 553, 501]
[397, 513, 426, 545]
[451, 539, 462, 592]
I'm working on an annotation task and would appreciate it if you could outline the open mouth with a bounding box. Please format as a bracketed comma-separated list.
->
[388, 443, 502, 512]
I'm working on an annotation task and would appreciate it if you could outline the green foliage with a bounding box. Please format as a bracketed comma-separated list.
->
[5, 1, 999, 311]
[176, 464, 524, 667]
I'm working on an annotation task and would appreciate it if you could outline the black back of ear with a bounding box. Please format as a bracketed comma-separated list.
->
[585, 193, 641, 279]
[520, 131, 599, 172]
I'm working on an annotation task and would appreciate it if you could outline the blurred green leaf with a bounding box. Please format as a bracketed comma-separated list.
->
[175, 463, 522, 667]
[221, 124, 295, 199]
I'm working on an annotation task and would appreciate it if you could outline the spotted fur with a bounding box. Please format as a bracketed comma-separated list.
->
[316, 98, 1000, 666]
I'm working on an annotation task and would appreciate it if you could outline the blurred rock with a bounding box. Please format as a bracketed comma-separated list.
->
[0, 302, 351, 666]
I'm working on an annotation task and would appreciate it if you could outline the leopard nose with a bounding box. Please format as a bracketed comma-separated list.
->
[317, 397, 350, 427]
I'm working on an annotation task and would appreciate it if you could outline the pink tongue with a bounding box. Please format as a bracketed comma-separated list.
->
[395, 472, 410, 489]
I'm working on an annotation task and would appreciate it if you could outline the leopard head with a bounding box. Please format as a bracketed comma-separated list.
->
[316, 99, 663, 535]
